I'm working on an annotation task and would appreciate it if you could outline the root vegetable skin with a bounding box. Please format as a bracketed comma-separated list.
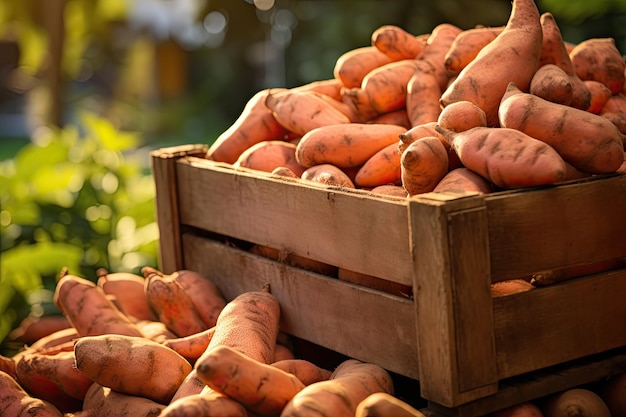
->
[498, 82, 624, 174]
[584, 80, 612, 114]
[96, 269, 157, 322]
[296, 123, 406, 169]
[371, 25, 426, 61]
[53, 274, 143, 338]
[281, 359, 394, 417]
[355, 392, 427, 417]
[570, 38, 626, 95]
[355, 142, 402, 187]
[81, 383, 164, 417]
[271, 359, 333, 386]
[436, 125, 568, 189]
[433, 167, 493, 195]
[440, 0, 543, 126]
[195, 345, 306, 417]
[234, 140, 307, 177]
[542, 388, 610, 417]
[333, 46, 394, 89]
[74, 334, 193, 405]
[0, 370, 63, 417]
[302, 164, 356, 188]
[206, 88, 289, 164]
[160, 392, 248, 417]
[444, 26, 504, 75]
[437, 100, 487, 132]
[400, 136, 449, 196]
[162, 326, 216, 362]
[529, 64, 573, 106]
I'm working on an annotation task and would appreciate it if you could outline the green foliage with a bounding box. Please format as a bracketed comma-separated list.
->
[0, 113, 158, 346]
[538, 0, 626, 23]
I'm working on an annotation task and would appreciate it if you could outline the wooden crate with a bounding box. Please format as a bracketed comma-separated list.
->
[151, 144, 626, 414]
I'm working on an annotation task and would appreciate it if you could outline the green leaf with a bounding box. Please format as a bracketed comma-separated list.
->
[81, 112, 139, 152]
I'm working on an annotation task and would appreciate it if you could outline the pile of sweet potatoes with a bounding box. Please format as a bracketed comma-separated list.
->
[206, 0, 626, 198]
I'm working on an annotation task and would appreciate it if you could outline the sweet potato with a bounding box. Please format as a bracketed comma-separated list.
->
[367, 109, 412, 129]
[134, 319, 178, 343]
[444, 26, 504, 75]
[356, 392, 427, 417]
[399, 122, 462, 170]
[290, 78, 344, 101]
[96, 268, 157, 321]
[234, 140, 306, 176]
[196, 345, 306, 416]
[142, 267, 209, 337]
[53, 272, 143, 337]
[538, 12, 591, 110]
[584, 80, 612, 114]
[0, 356, 15, 380]
[0, 370, 63, 417]
[436, 124, 568, 189]
[433, 167, 493, 195]
[529, 64, 573, 106]
[369, 184, 408, 197]
[491, 279, 535, 297]
[265, 89, 351, 136]
[160, 391, 247, 417]
[205, 88, 290, 164]
[371, 25, 425, 61]
[81, 383, 165, 417]
[281, 359, 394, 417]
[416, 23, 462, 91]
[29, 327, 79, 351]
[333, 46, 394, 89]
[271, 166, 299, 178]
[163, 326, 216, 362]
[440, 0, 543, 126]
[342, 59, 420, 119]
[400, 136, 449, 196]
[272, 359, 332, 386]
[436, 100, 487, 132]
[274, 343, 295, 362]
[74, 334, 192, 404]
[15, 350, 93, 405]
[600, 93, 626, 135]
[301, 164, 356, 188]
[542, 388, 611, 417]
[354, 142, 402, 187]
[570, 37, 626, 95]
[296, 123, 406, 168]
[7, 314, 71, 345]
[498, 82, 624, 174]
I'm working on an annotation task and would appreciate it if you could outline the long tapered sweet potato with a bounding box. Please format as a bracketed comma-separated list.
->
[272, 359, 332, 386]
[96, 268, 157, 322]
[296, 123, 406, 168]
[281, 359, 394, 417]
[444, 26, 504, 75]
[196, 345, 305, 417]
[0, 370, 63, 417]
[234, 140, 307, 177]
[440, 0, 543, 126]
[74, 334, 193, 404]
[265, 89, 351, 137]
[538, 12, 590, 110]
[333, 46, 394, 89]
[356, 392, 427, 417]
[436, 124, 568, 189]
[371, 25, 426, 61]
[81, 383, 165, 417]
[355, 142, 402, 187]
[206, 88, 290, 164]
[163, 327, 217, 362]
[498, 82, 625, 174]
[53, 272, 143, 338]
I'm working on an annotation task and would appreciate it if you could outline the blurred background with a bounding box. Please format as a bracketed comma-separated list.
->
[1, 0, 625, 352]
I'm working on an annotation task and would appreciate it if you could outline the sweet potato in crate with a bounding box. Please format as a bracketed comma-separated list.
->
[151, 144, 626, 414]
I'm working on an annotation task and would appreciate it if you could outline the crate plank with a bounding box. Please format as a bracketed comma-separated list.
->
[176, 158, 413, 286]
[181, 233, 421, 380]
[484, 174, 626, 282]
[493, 268, 626, 379]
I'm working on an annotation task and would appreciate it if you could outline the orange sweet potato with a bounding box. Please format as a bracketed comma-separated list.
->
[400, 136, 449, 196]
[440, 0, 543, 126]
[369, 184, 409, 197]
[436, 124, 568, 189]
[195, 345, 306, 416]
[134, 319, 178, 343]
[499, 82, 624, 174]
[296, 123, 406, 169]
[436, 100, 487, 132]
[333, 46, 394, 89]
[265, 89, 352, 136]
[206, 88, 289, 164]
[74, 334, 193, 404]
[355, 142, 402, 187]
[271, 359, 333, 386]
[281, 359, 394, 417]
[444, 26, 504, 75]
[81, 383, 165, 417]
[53, 272, 143, 338]
[367, 108, 412, 129]
[234, 140, 307, 177]
[0, 370, 63, 417]
[160, 391, 247, 417]
[584, 80, 612, 114]
[301, 164, 356, 188]
[371, 25, 426, 61]
[356, 392, 427, 417]
[96, 268, 157, 322]
[433, 167, 493, 195]
[529, 64, 573, 106]
[570, 37, 626, 95]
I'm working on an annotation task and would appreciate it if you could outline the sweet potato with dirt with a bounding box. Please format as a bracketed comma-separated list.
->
[74, 334, 192, 405]
[371, 25, 425, 61]
[444, 26, 504, 75]
[272, 359, 333, 386]
[53, 272, 143, 338]
[0, 370, 63, 417]
[433, 167, 493, 195]
[81, 383, 165, 417]
[234, 140, 307, 177]
[499, 82, 624, 174]
[355, 142, 402, 187]
[333, 46, 394, 89]
[570, 37, 626, 95]
[529, 64, 574, 106]
[440, 0, 543, 126]
[436, 124, 568, 189]
[160, 391, 248, 417]
[400, 136, 449, 196]
[302, 164, 356, 188]
[96, 268, 157, 322]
